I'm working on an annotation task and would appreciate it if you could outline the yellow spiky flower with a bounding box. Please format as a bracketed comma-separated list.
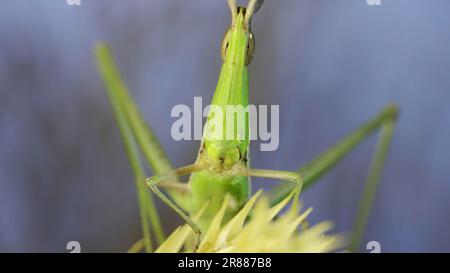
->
[156, 190, 345, 253]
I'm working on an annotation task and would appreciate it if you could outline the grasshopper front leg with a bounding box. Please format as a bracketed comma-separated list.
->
[239, 168, 303, 211]
[146, 164, 206, 240]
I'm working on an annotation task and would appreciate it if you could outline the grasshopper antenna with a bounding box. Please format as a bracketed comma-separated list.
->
[227, 0, 238, 25]
[245, 0, 264, 27]
[228, 0, 264, 28]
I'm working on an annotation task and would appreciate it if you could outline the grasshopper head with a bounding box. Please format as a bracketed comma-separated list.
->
[221, 0, 264, 66]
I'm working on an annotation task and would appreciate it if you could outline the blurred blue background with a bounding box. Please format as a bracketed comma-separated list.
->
[1, 0, 449, 252]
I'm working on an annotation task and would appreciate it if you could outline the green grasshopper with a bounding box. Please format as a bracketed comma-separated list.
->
[95, 0, 398, 252]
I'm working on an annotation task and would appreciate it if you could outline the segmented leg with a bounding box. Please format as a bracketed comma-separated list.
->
[241, 169, 303, 211]
[146, 164, 206, 239]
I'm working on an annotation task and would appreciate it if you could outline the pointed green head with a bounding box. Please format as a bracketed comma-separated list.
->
[221, 0, 263, 66]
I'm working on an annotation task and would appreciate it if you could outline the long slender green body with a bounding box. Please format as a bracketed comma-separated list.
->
[183, 10, 251, 226]
[141, 2, 302, 233]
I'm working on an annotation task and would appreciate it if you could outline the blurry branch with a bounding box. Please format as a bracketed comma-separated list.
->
[95, 43, 169, 252]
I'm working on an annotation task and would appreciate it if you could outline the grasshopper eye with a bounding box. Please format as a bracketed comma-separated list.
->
[221, 30, 231, 62]
[245, 32, 255, 65]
